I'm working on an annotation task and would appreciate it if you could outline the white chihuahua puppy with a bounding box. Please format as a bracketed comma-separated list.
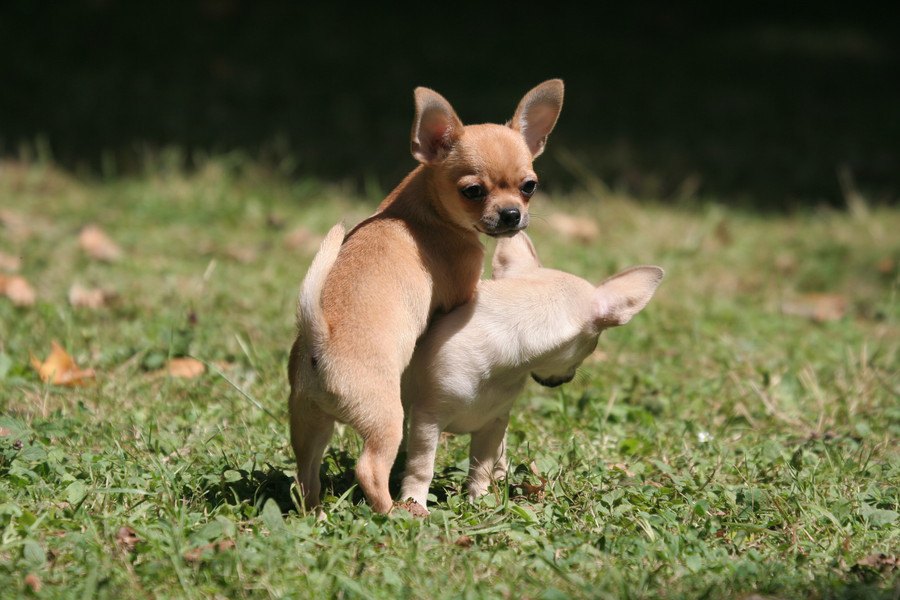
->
[399, 232, 663, 508]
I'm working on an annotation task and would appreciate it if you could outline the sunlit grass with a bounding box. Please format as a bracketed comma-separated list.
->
[1, 157, 898, 598]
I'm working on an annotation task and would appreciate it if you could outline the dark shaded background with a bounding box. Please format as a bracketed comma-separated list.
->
[1, 2, 898, 208]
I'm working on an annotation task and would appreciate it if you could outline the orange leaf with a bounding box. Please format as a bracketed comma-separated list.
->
[546, 213, 599, 245]
[115, 526, 141, 553]
[24, 573, 41, 593]
[68, 283, 113, 309]
[393, 499, 429, 518]
[0, 250, 21, 273]
[183, 539, 235, 563]
[781, 293, 848, 323]
[0, 274, 36, 306]
[30, 341, 96, 386]
[283, 226, 322, 253]
[166, 357, 205, 379]
[79, 225, 122, 262]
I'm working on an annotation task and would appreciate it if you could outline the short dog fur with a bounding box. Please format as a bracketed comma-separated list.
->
[398, 232, 664, 508]
[289, 81, 564, 513]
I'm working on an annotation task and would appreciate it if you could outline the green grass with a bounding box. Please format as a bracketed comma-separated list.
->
[1, 158, 898, 599]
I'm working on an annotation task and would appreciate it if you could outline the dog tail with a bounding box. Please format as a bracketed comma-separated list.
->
[297, 222, 345, 346]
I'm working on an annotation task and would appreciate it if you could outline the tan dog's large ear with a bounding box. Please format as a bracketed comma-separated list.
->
[592, 266, 664, 328]
[492, 232, 542, 279]
[509, 79, 564, 158]
[411, 87, 464, 164]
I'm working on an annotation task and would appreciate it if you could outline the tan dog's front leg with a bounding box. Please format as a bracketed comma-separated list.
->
[399, 414, 441, 508]
[467, 415, 510, 500]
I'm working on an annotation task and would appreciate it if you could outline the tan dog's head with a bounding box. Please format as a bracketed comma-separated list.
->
[411, 80, 564, 237]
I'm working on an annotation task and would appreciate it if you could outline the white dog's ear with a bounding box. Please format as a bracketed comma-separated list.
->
[592, 266, 664, 328]
[509, 79, 564, 158]
[492, 232, 541, 279]
[411, 87, 464, 164]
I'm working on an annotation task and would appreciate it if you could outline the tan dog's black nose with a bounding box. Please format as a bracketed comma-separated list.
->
[498, 207, 521, 228]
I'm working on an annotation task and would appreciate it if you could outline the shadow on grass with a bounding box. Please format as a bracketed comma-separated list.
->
[199, 447, 471, 514]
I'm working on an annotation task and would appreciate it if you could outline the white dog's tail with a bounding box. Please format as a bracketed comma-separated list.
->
[297, 223, 345, 346]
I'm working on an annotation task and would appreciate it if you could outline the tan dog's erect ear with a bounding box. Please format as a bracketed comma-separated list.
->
[509, 79, 565, 158]
[492, 232, 542, 279]
[592, 266, 664, 328]
[411, 87, 465, 164]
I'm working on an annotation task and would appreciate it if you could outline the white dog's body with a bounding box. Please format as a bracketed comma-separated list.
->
[399, 233, 664, 508]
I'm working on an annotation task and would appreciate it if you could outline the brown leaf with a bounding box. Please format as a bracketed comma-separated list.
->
[775, 253, 798, 274]
[23, 573, 41, 593]
[781, 293, 848, 323]
[394, 499, 429, 518]
[116, 526, 140, 552]
[518, 479, 546, 500]
[283, 226, 323, 253]
[183, 539, 235, 563]
[854, 553, 898, 573]
[514, 461, 547, 500]
[0, 274, 36, 306]
[0, 251, 21, 272]
[546, 213, 599, 245]
[68, 283, 114, 309]
[876, 257, 896, 276]
[0, 209, 32, 241]
[454, 535, 473, 548]
[165, 357, 205, 379]
[224, 245, 258, 264]
[79, 225, 122, 262]
[609, 463, 636, 477]
[30, 341, 96, 386]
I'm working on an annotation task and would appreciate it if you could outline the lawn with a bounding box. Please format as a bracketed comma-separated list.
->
[1, 158, 898, 599]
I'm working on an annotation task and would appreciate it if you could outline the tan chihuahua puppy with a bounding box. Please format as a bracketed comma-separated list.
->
[289, 81, 565, 513]
[398, 232, 664, 509]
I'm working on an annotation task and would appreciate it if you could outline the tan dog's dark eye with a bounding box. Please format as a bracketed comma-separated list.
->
[520, 180, 538, 197]
[460, 184, 486, 200]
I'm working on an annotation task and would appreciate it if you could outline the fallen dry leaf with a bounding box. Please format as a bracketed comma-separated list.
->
[513, 461, 548, 500]
[23, 573, 41, 593]
[79, 225, 122, 262]
[165, 357, 205, 379]
[394, 499, 429, 518]
[115, 526, 140, 553]
[609, 463, 636, 477]
[876, 257, 896, 276]
[853, 553, 898, 573]
[546, 213, 600, 245]
[30, 341, 96, 386]
[0, 209, 32, 241]
[781, 293, 848, 323]
[454, 535, 474, 548]
[68, 283, 115, 309]
[0, 251, 21, 272]
[284, 226, 323, 254]
[0, 274, 36, 306]
[183, 539, 235, 563]
[774, 252, 798, 274]
[224, 245, 258, 264]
